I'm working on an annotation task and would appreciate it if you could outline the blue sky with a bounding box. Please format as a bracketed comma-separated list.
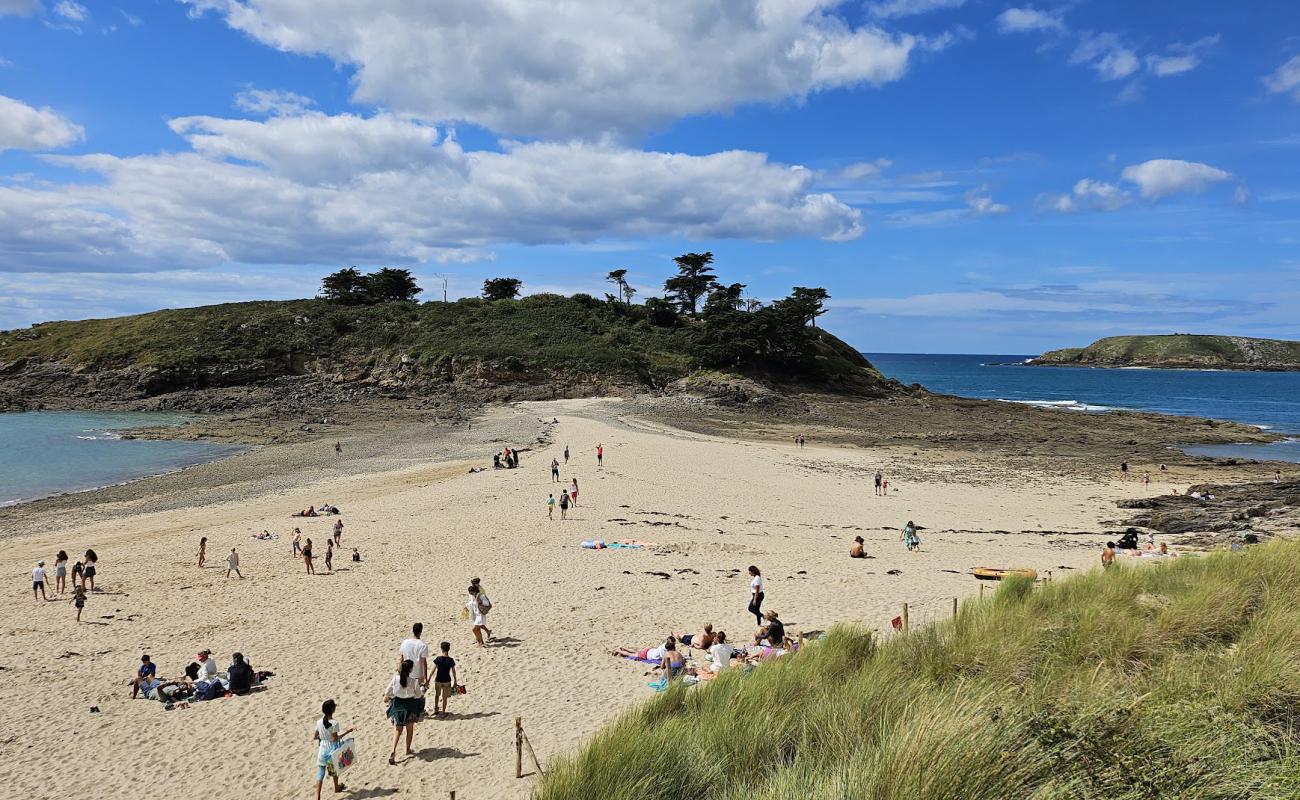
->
[0, 0, 1298, 353]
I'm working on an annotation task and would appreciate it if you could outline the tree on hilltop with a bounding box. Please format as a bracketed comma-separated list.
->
[482, 277, 523, 301]
[320, 267, 368, 304]
[366, 268, 423, 303]
[607, 269, 630, 307]
[664, 252, 717, 318]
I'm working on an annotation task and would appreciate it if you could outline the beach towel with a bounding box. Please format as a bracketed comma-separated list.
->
[624, 655, 659, 664]
[647, 675, 669, 692]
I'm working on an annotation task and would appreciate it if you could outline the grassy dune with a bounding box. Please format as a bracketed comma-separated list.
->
[537, 543, 1300, 799]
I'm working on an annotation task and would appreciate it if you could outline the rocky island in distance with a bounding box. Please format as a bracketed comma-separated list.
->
[1029, 334, 1300, 371]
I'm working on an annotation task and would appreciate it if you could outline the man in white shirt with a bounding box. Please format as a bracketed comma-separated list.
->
[32, 561, 48, 601]
[398, 623, 430, 688]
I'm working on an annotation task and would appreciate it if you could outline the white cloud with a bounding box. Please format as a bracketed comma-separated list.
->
[1264, 54, 1300, 101]
[995, 7, 1065, 34]
[965, 186, 1008, 215]
[833, 158, 893, 181]
[1120, 159, 1232, 199]
[868, 0, 964, 19]
[1071, 33, 1139, 80]
[1145, 35, 1218, 77]
[0, 0, 39, 16]
[182, 0, 919, 139]
[233, 88, 316, 116]
[0, 111, 862, 272]
[0, 94, 84, 152]
[52, 0, 84, 20]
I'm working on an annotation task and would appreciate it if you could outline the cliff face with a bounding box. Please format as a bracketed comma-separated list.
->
[1029, 334, 1300, 371]
[0, 296, 895, 411]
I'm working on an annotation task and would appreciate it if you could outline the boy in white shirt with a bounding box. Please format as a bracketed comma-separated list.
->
[32, 561, 48, 601]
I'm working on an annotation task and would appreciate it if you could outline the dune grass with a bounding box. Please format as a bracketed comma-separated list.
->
[536, 542, 1300, 799]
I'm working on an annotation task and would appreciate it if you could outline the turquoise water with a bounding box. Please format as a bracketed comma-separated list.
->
[0, 411, 246, 506]
[867, 353, 1300, 464]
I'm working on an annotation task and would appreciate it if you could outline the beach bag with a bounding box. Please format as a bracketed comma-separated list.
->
[478, 594, 492, 611]
[330, 738, 358, 773]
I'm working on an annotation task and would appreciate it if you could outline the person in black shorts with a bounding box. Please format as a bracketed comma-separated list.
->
[432, 641, 458, 717]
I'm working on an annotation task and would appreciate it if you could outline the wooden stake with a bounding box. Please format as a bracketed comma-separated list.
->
[523, 728, 545, 778]
[979, 582, 985, 598]
[951, 596, 958, 620]
[902, 603, 909, 633]
[515, 716, 523, 779]
[797, 631, 805, 650]
[450, 792, 456, 800]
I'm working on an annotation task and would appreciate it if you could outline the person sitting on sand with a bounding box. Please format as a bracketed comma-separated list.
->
[1102, 541, 1116, 569]
[678, 623, 716, 650]
[227, 652, 255, 695]
[754, 611, 786, 647]
[253, 530, 272, 541]
[196, 649, 218, 682]
[1116, 528, 1140, 550]
[493, 453, 502, 469]
[850, 536, 866, 558]
[351, 548, 361, 563]
[130, 654, 158, 699]
[659, 639, 686, 680]
[708, 632, 734, 673]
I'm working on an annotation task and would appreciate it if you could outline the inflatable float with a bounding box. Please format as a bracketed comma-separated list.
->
[971, 567, 1038, 581]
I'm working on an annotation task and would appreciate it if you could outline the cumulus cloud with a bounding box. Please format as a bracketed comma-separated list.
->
[181, 0, 919, 139]
[1120, 159, 1232, 199]
[1043, 159, 1234, 212]
[964, 186, 1008, 215]
[1264, 54, 1300, 101]
[1145, 35, 1218, 77]
[0, 94, 84, 152]
[1071, 33, 1139, 80]
[995, 7, 1065, 34]
[233, 88, 315, 116]
[868, 0, 964, 19]
[0, 111, 862, 272]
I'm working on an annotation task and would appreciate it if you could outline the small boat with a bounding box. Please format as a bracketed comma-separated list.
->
[971, 567, 1038, 581]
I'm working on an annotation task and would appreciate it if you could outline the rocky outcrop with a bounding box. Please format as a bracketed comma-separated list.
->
[1119, 479, 1300, 537]
[1030, 334, 1300, 371]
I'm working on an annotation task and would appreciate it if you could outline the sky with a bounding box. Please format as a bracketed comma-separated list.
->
[0, 1, 1298, 353]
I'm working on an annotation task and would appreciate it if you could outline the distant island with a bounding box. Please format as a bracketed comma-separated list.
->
[1029, 334, 1300, 371]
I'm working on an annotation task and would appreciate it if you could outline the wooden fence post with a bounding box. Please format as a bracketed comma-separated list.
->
[797, 631, 805, 650]
[515, 716, 523, 779]
[902, 603, 909, 633]
[951, 597, 958, 620]
[979, 582, 985, 598]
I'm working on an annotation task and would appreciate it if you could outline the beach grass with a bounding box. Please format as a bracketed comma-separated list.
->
[536, 542, 1300, 799]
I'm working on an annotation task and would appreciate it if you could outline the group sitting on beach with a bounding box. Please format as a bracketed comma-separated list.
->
[129, 650, 266, 705]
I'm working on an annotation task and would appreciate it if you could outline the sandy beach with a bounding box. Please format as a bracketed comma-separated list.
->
[0, 398, 1214, 799]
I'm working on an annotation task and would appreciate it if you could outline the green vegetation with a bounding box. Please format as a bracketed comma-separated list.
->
[1033, 334, 1300, 371]
[537, 542, 1300, 799]
[319, 266, 422, 304]
[482, 277, 524, 301]
[0, 292, 884, 394]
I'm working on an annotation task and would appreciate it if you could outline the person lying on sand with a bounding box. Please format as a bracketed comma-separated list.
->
[294, 506, 319, 518]
[677, 623, 715, 650]
[612, 636, 676, 662]
[850, 536, 866, 558]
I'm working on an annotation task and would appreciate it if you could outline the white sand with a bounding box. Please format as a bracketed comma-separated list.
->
[0, 399, 1174, 799]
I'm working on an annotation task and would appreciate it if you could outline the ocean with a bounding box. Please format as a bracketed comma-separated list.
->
[3, 355, 1298, 505]
[866, 353, 1300, 464]
[0, 411, 247, 507]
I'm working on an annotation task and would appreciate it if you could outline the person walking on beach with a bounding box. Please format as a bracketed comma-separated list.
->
[71, 585, 86, 622]
[197, 537, 207, 568]
[874, 471, 883, 496]
[312, 699, 352, 799]
[333, 519, 343, 546]
[32, 561, 48, 602]
[1142, 472, 1151, 487]
[747, 566, 764, 626]
[225, 548, 243, 578]
[293, 529, 302, 558]
[54, 550, 68, 594]
[334, 441, 342, 456]
[324, 540, 334, 573]
[432, 641, 457, 717]
[558, 489, 570, 519]
[303, 539, 316, 575]
[551, 458, 560, 482]
[596, 443, 603, 467]
[467, 585, 490, 647]
[83, 549, 98, 592]
[569, 478, 580, 507]
[470, 577, 492, 639]
[72, 559, 83, 590]
[546, 493, 555, 519]
[384, 659, 423, 764]
[1120, 461, 1129, 480]
[564, 445, 570, 464]
[399, 623, 431, 688]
